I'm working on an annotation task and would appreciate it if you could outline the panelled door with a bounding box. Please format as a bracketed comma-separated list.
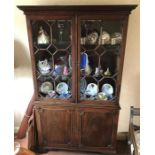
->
[34, 106, 73, 147]
[77, 108, 119, 150]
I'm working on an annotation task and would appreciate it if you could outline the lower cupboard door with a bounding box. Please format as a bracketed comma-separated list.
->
[34, 107, 72, 147]
[79, 109, 118, 148]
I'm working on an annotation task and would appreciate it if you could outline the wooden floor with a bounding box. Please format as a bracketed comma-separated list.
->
[15, 137, 130, 155]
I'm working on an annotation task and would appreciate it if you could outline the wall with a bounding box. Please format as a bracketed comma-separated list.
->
[14, 0, 140, 133]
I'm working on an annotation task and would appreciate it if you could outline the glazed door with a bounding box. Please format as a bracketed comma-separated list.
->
[26, 15, 77, 102]
[77, 15, 128, 104]
[34, 106, 72, 148]
[77, 108, 119, 150]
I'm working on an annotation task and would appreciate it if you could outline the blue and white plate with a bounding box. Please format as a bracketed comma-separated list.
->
[85, 83, 98, 96]
[80, 78, 87, 93]
[101, 83, 113, 96]
[53, 64, 64, 76]
[56, 82, 68, 95]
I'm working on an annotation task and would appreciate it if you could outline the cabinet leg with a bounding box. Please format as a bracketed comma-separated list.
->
[32, 147, 49, 154]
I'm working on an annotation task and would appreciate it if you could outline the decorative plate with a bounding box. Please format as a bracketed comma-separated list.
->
[80, 78, 87, 93]
[56, 82, 68, 95]
[86, 31, 99, 45]
[85, 83, 98, 96]
[101, 83, 113, 96]
[53, 64, 64, 76]
[101, 31, 110, 45]
[68, 54, 72, 69]
[40, 81, 53, 94]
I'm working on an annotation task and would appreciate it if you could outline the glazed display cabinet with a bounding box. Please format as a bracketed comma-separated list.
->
[17, 5, 137, 154]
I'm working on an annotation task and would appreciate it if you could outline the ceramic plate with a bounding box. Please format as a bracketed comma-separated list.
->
[101, 83, 113, 96]
[56, 82, 68, 95]
[80, 78, 87, 93]
[85, 83, 98, 96]
[68, 54, 72, 69]
[40, 81, 53, 94]
[86, 31, 99, 45]
[101, 31, 110, 44]
[53, 65, 64, 76]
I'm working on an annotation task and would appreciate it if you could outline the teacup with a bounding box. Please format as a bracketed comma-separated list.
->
[97, 92, 108, 100]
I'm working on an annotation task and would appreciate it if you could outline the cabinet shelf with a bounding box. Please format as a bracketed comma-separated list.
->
[80, 72, 118, 79]
[81, 44, 121, 55]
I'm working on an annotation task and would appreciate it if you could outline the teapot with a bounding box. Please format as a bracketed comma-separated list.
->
[38, 59, 51, 75]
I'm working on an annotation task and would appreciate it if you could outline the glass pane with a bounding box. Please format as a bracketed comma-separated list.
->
[31, 20, 72, 100]
[80, 20, 122, 101]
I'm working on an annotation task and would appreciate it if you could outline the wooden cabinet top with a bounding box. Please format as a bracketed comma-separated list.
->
[17, 5, 137, 14]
